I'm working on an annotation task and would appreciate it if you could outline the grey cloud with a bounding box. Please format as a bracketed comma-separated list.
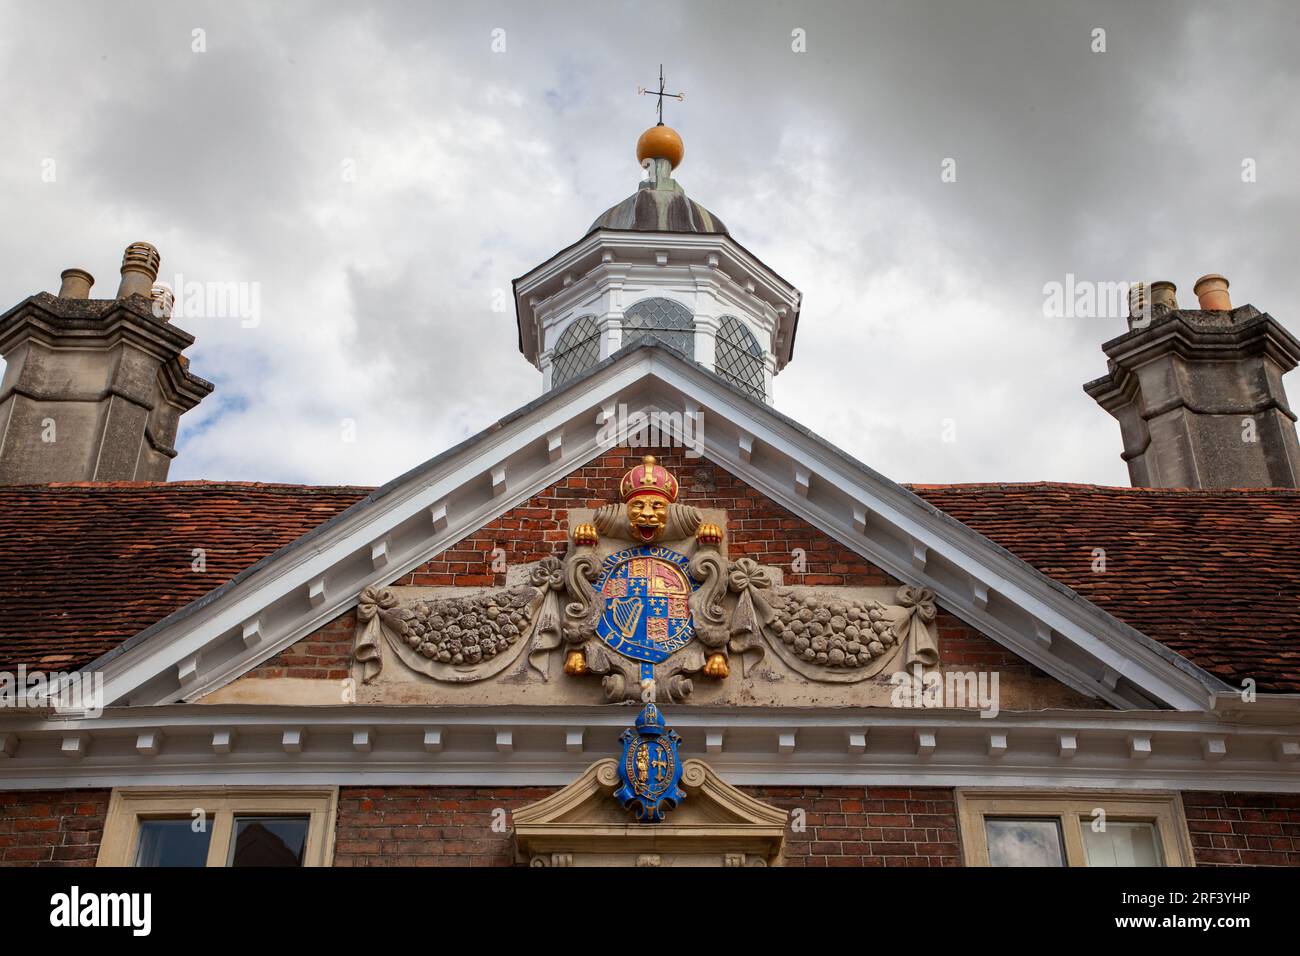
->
[0, 0, 1295, 488]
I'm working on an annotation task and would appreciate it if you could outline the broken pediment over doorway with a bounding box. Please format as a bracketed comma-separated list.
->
[512, 758, 787, 867]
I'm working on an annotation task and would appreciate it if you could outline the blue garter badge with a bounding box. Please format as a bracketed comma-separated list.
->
[614, 703, 686, 822]
[594, 546, 698, 664]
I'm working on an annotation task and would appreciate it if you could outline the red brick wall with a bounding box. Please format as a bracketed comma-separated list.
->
[0, 789, 110, 866]
[7, 784, 1296, 867]
[333, 786, 555, 866]
[247, 609, 355, 680]
[938, 615, 1049, 682]
[745, 785, 962, 866]
[389, 446, 898, 589]
[332, 784, 960, 866]
[1184, 791, 1300, 866]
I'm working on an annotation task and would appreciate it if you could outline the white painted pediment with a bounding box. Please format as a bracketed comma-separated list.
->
[86, 345, 1225, 712]
[512, 758, 787, 867]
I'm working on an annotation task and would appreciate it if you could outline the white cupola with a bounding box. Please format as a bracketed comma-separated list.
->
[513, 123, 801, 403]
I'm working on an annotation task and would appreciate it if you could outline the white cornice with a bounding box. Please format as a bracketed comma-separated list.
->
[515, 231, 800, 367]
[534, 265, 781, 347]
[0, 705, 1295, 792]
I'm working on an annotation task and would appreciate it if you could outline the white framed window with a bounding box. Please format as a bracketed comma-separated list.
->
[956, 790, 1194, 867]
[96, 787, 337, 867]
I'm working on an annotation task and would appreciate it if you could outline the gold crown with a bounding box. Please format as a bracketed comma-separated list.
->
[619, 454, 679, 503]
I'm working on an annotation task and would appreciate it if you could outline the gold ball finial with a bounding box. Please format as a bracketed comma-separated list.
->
[636, 125, 684, 169]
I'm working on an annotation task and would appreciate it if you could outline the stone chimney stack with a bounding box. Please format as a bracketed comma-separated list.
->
[0, 242, 213, 484]
[1084, 274, 1300, 488]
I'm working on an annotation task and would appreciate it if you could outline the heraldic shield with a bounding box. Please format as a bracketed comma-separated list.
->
[594, 546, 698, 664]
[614, 703, 687, 822]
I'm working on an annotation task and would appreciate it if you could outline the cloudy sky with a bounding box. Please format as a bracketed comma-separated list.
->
[2, 0, 1296, 487]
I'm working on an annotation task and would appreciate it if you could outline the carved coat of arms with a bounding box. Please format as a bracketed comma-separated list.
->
[554, 454, 727, 699]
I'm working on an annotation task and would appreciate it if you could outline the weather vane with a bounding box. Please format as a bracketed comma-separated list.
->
[638, 64, 683, 127]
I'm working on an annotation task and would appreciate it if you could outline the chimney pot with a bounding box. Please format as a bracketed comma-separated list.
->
[150, 283, 175, 321]
[1150, 280, 1178, 311]
[1127, 281, 1149, 320]
[1193, 273, 1231, 311]
[116, 242, 161, 299]
[58, 268, 94, 299]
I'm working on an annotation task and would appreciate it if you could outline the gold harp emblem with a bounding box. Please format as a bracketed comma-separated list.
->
[608, 596, 643, 642]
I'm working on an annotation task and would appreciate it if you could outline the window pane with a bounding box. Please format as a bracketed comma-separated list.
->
[134, 819, 212, 867]
[623, 297, 695, 358]
[229, 815, 310, 867]
[551, 316, 601, 388]
[984, 818, 1067, 866]
[1082, 820, 1162, 867]
[714, 315, 766, 400]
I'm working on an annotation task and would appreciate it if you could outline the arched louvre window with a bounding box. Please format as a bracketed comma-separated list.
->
[714, 315, 766, 400]
[623, 297, 695, 357]
[550, 315, 601, 388]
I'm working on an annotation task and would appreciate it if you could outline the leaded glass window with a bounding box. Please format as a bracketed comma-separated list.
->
[714, 315, 766, 400]
[550, 315, 601, 388]
[623, 297, 695, 357]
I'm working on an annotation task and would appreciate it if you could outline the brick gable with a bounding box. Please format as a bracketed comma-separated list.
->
[244, 446, 1069, 696]
[388, 446, 898, 588]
